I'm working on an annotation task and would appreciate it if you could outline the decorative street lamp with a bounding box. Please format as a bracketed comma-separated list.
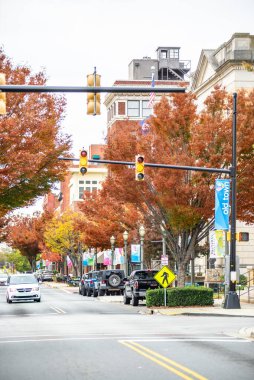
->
[123, 230, 129, 276]
[110, 235, 116, 270]
[139, 225, 145, 270]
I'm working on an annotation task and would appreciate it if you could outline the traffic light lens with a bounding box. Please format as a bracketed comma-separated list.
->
[81, 150, 87, 157]
[137, 157, 144, 163]
[137, 173, 144, 180]
[80, 167, 87, 175]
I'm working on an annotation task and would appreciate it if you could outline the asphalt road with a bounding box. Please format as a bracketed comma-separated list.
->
[0, 284, 254, 380]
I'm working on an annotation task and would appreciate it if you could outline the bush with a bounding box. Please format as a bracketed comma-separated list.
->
[146, 287, 214, 307]
[239, 274, 247, 286]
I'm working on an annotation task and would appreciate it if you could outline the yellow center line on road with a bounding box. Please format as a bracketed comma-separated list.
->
[119, 340, 208, 380]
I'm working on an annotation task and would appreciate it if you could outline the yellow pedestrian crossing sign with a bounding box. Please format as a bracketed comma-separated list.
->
[154, 266, 176, 288]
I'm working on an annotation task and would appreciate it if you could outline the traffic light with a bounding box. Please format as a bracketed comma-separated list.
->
[0, 73, 6, 115]
[227, 232, 249, 241]
[238, 232, 249, 242]
[87, 72, 101, 115]
[135, 155, 145, 181]
[79, 149, 88, 175]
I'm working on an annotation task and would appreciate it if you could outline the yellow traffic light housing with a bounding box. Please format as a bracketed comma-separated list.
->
[0, 73, 6, 115]
[79, 149, 88, 175]
[87, 72, 101, 115]
[135, 155, 145, 181]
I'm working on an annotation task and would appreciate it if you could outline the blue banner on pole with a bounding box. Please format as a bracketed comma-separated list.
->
[131, 244, 141, 263]
[215, 179, 230, 230]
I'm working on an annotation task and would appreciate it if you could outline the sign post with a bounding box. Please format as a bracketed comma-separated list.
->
[154, 266, 176, 307]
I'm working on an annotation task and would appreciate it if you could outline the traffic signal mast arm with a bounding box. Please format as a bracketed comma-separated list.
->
[59, 157, 231, 175]
[0, 85, 186, 94]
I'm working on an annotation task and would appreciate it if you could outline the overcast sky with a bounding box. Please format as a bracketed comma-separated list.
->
[1, 0, 254, 212]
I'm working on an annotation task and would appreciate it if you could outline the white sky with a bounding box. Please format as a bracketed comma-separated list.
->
[1, 0, 254, 213]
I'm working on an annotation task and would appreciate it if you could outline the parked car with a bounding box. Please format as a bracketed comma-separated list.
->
[123, 270, 159, 306]
[84, 271, 101, 297]
[41, 271, 54, 282]
[68, 276, 81, 287]
[0, 273, 8, 286]
[96, 269, 126, 296]
[6, 274, 41, 303]
[79, 273, 88, 295]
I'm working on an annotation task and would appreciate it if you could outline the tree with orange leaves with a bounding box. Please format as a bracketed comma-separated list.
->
[0, 48, 71, 217]
[80, 88, 254, 286]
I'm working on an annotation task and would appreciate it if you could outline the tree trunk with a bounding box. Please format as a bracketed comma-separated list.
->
[177, 262, 186, 288]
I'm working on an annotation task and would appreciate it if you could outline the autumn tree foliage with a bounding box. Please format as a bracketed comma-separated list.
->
[43, 210, 85, 275]
[78, 189, 144, 250]
[79, 88, 254, 286]
[6, 213, 47, 270]
[0, 48, 72, 217]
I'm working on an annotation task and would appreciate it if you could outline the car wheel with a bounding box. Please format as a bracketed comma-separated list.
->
[98, 289, 105, 296]
[6, 297, 12, 304]
[131, 293, 139, 306]
[79, 287, 81, 295]
[93, 289, 98, 298]
[87, 289, 92, 297]
[36, 298, 41, 302]
[82, 288, 86, 296]
[123, 291, 131, 305]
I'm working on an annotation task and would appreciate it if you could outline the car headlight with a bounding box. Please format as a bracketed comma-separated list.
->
[32, 287, 39, 291]
[9, 287, 16, 292]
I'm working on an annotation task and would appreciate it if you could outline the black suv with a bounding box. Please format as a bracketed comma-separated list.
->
[96, 270, 126, 296]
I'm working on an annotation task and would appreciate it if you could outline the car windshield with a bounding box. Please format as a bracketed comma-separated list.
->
[134, 271, 158, 280]
[9, 275, 38, 285]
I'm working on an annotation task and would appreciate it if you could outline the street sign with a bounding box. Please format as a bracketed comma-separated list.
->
[161, 255, 168, 266]
[154, 266, 176, 288]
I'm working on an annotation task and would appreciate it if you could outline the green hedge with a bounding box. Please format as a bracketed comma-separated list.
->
[146, 287, 214, 307]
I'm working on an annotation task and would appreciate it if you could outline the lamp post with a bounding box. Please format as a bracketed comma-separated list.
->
[139, 225, 145, 270]
[110, 235, 116, 270]
[123, 230, 129, 276]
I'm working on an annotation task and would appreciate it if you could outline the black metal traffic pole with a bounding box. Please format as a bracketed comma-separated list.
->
[223, 93, 240, 309]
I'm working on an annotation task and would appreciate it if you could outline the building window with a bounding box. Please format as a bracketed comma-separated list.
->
[142, 100, 151, 117]
[161, 50, 167, 59]
[127, 100, 140, 117]
[85, 181, 91, 184]
[86, 187, 91, 192]
[79, 187, 84, 199]
[79, 180, 84, 184]
[118, 101, 126, 115]
[92, 180, 97, 184]
[169, 49, 179, 59]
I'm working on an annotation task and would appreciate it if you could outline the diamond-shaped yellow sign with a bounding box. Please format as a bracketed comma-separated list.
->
[154, 266, 176, 288]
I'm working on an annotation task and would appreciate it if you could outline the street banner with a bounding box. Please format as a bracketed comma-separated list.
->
[103, 250, 112, 266]
[114, 248, 125, 265]
[215, 179, 230, 230]
[131, 244, 141, 263]
[209, 230, 225, 258]
[66, 255, 72, 268]
[87, 251, 94, 266]
[83, 252, 88, 266]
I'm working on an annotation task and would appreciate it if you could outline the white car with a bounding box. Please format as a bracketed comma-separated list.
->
[0, 273, 8, 286]
[6, 274, 41, 303]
